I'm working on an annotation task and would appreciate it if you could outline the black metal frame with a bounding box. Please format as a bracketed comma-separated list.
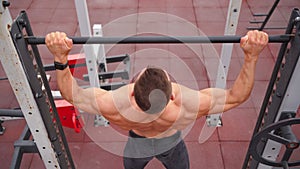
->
[243, 8, 300, 169]
[9, 11, 75, 169]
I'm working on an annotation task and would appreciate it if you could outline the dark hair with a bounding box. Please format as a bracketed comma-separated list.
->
[133, 67, 172, 114]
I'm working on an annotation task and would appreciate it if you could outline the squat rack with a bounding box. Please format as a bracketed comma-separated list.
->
[0, 0, 299, 168]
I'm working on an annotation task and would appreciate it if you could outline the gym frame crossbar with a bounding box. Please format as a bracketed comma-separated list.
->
[25, 34, 293, 45]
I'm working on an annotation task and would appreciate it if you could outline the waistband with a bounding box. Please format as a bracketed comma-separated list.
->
[125, 130, 182, 158]
[129, 130, 181, 141]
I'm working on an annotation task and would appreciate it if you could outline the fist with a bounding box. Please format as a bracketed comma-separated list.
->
[240, 30, 268, 62]
[45, 32, 73, 63]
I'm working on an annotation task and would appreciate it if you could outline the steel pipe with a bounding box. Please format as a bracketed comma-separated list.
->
[25, 34, 293, 45]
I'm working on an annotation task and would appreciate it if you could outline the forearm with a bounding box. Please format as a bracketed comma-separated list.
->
[229, 54, 257, 103]
[56, 67, 79, 104]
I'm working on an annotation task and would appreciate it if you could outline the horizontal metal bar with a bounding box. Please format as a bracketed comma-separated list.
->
[25, 34, 293, 44]
[248, 27, 287, 30]
[249, 20, 264, 24]
[0, 109, 23, 117]
[253, 13, 268, 17]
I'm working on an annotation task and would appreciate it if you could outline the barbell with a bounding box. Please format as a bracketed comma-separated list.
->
[25, 34, 293, 45]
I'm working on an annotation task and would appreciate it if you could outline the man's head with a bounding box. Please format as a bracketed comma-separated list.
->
[133, 67, 172, 114]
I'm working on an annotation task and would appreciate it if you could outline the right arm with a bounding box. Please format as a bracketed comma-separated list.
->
[176, 30, 268, 119]
[46, 32, 109, 115]
[197, 30, 268, 117]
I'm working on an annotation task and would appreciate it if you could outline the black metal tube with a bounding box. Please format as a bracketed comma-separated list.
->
[25, 34, 292, 45]
[0, 109, 23, 117]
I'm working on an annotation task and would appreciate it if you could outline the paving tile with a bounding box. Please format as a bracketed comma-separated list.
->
[76, 142, 124, 169]
[0, 120, 26, 142]
[194, 7, 226, 23]
[186, 142, 225, 169]
[168, 44, 203, 60]
[111, 0, 139, 9]
[30, 0, 60, 9]
[8, 8, 24, 19]
[139, 0, 167, 8]
[0, 142, 15, 169]
[88, 8, 111, 25]
[103, 22, 137, 36]
[221, 141, 250, 169]
[63, 127, 86, 143]
[218, 108, 258, 141]
[138, 8, 168, 23]
[109, 8, 138, 23]
[218, 0, 230, 8]
[278, 0, 300, 7]
[132, 47, 170, 72]
[197, 22, 226, 35]
[68, 142, 84, 168]
[254, 57, 275, 81]
[26, 9, 55, 23]
[137, 22, 168, 35]
[30, 23, 49, 36]
[9, 0, 33, 9]
[193, 0, 221, 8]
[87, 0, 112, 9]
[0, 81, 18, 109]
[278, 6, 298, 22]
[46, 22, 78, 36]
[167, 21, 199, 36]
[165, 0, 194, 8]
[236, 21, 255, 36]
[105, 44, 136, 57]
[51, 9, 78, 23]
[57, 0, 76, 9]
[169, 57, 208, 82]
[167, 8, 197, 23]
[19, 154, 34, 169]
[251, 81, 270, 109]
[28, 154, 46, 169]
[246, 0, 277, 8]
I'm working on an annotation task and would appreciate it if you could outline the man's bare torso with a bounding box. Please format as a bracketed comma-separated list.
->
[99, 83, 199, 138]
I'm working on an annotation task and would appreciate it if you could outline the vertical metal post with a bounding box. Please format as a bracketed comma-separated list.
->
[0, 3, 60, 168]
[93, 24, 108, 72]
[206, 0, 242, 127]
[74, 0, 109, 126]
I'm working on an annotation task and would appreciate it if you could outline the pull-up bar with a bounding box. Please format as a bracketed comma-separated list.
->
[25, 34, 293, 45]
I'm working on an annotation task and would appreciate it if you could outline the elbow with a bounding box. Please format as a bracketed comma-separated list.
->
[229, 89, 251, 105]
[59, 85, 81, 105]
[62, 93, 74, 104]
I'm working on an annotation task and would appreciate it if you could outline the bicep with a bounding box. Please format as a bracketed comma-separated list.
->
[72, 87, 107, 115]
[198, 88, 240, 116]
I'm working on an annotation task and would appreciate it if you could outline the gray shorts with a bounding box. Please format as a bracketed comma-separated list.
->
[123, 130, 190, 169]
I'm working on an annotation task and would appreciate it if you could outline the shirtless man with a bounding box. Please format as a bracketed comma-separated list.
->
[46, 30, 268, 169]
